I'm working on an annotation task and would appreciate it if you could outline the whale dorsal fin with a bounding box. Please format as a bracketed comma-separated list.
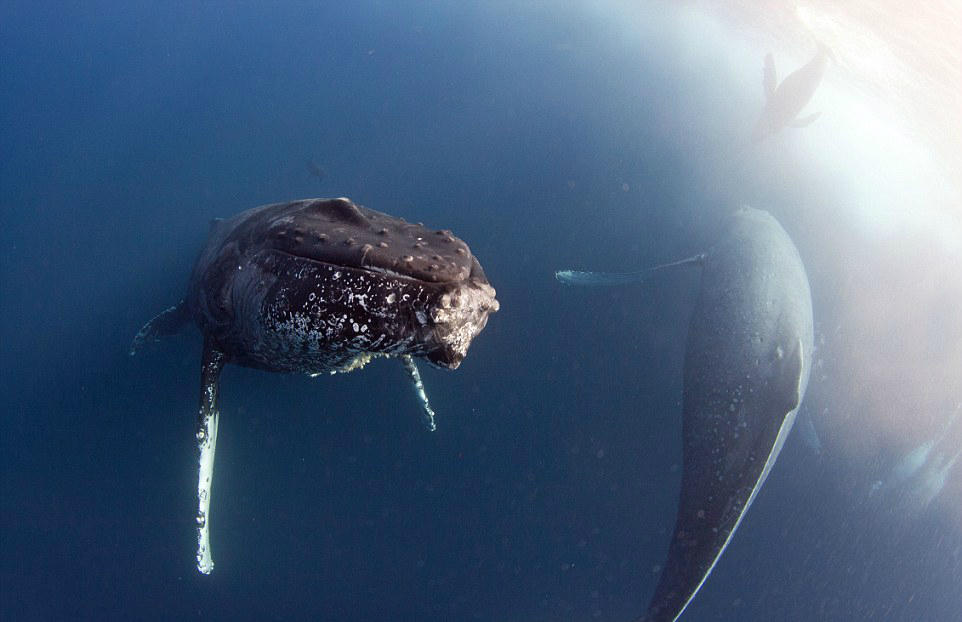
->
[555, 253, 706, 287]
[763, 52, 777, 100]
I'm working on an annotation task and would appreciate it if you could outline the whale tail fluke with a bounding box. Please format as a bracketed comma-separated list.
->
[401, 354, 437, 432]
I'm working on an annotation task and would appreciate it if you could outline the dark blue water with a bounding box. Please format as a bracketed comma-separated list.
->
[2, 2, 960, 620]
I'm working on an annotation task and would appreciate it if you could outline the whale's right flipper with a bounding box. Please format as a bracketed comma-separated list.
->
[401, 354, 437, 432]
[195, 338, 225, 575]
[130, 300, 190, 355]
[763, 52, 777, 100]
[555, 254, 706, 287]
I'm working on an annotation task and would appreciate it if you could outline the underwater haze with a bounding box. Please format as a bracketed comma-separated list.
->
[2, 1, 960, 620]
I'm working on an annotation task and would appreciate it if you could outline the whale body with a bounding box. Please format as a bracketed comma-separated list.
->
[557, 206, 814, 621]
[133, 197, 499, 574]
[753, 44, 833, 141]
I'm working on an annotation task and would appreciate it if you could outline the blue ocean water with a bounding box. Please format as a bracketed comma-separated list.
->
[2, 2, 960, 621]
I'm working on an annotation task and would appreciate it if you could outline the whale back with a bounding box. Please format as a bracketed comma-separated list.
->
[644, 206, 814, 621]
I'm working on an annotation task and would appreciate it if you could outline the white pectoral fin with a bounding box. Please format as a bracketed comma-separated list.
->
[555, 254, 705, 287]
[401, 354, 436, 431]
[196, 339, 226, 575]
[789, 111, 822, 128]
[554, 269, 649, 286]
[196, 403, 219, 575]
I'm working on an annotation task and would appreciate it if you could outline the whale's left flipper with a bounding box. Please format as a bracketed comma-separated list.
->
[195, 338, 225, 575]
[130, 300, 190, 355]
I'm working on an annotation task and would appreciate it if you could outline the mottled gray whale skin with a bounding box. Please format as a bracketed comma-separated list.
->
[180, 197, 498, 372]
[132, 197, 498, 573]
[641, 207, 813, 621]
[557, 207, 813, 621]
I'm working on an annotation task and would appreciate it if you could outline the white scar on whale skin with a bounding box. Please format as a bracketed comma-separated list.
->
[195, 405, 219, 575]
[402, 354, 436, 431]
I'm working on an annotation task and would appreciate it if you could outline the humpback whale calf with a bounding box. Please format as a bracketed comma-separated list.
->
[752, 43, 834, 141]
[557, 206, 813, 621]
[132, 197, 499, 574]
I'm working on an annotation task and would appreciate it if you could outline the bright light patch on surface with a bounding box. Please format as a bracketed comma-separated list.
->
[600, 0, 962, 528]
[709, 0, 962, 528]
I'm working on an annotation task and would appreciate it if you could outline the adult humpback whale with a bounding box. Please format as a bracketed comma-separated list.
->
[132, 197, 499, 574]
[557, 207, 814, 621]
[752, 43, 834, 141]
